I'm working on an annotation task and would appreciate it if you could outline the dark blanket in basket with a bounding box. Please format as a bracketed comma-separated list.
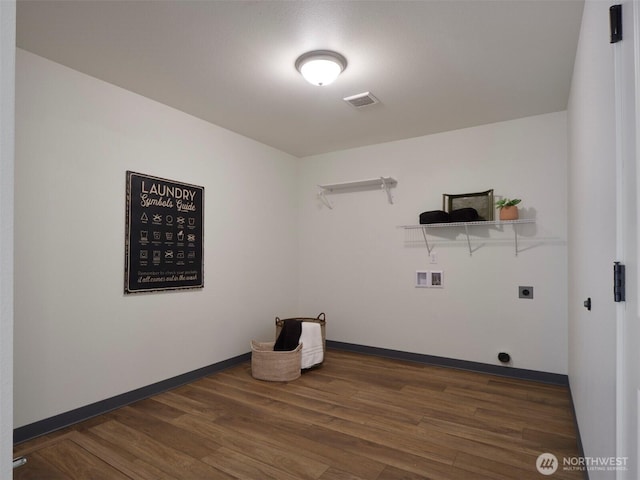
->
[273, 319, 302, 351]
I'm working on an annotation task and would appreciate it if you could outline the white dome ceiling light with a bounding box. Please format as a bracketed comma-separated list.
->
[295, 50, 347, 86]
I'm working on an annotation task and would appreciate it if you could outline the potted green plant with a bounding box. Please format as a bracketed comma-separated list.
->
[496, 198, 521, 221]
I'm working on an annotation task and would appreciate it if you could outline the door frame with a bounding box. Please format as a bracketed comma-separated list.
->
[614, 1, 639, 477]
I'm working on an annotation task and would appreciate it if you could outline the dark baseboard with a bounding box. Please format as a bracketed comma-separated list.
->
[14, 341, 571, 445]
[327, 340, 569, 386]
[13, 352, 250, 445]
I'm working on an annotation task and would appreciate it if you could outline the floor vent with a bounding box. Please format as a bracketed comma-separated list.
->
[343, 91, 379, 108]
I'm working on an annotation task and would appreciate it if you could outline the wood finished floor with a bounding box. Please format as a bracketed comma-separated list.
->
[14, 350, 585, 480]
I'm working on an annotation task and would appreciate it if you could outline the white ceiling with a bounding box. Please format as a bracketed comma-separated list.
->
[16, 0, 584, 158]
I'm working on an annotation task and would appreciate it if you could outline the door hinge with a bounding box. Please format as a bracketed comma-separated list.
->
[610, 4, 622, 43]
[614, 261, 625, 302]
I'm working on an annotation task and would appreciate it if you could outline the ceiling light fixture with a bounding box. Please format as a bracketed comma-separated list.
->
[295, 50, 347, 86]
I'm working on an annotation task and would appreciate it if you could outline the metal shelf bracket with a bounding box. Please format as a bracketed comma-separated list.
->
[420, 227, 433, 255]
[380, 177, 394, 205]
[318, 189, 333, 209]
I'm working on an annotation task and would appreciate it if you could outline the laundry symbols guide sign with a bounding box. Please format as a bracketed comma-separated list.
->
[125, 171, 204, 293]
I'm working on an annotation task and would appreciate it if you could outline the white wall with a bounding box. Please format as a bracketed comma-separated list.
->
[14, 49, 299, 428]
[567, 1, 618, 475]
[0, 0, 15, 476]
[298, 112, 568, 374]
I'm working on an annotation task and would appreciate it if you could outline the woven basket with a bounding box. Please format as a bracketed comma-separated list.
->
[275, 312, 326, 356]
[250, 340, 302, 382]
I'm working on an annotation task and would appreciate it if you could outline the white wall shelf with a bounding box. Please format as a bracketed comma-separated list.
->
[318, 177, 397, 209]
[399, 219, 535, 256]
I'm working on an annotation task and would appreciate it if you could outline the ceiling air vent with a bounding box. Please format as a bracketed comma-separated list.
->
[343, 91, 379, 109]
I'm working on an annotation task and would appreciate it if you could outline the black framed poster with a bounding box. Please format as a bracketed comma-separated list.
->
[125, 171, 204, 294]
